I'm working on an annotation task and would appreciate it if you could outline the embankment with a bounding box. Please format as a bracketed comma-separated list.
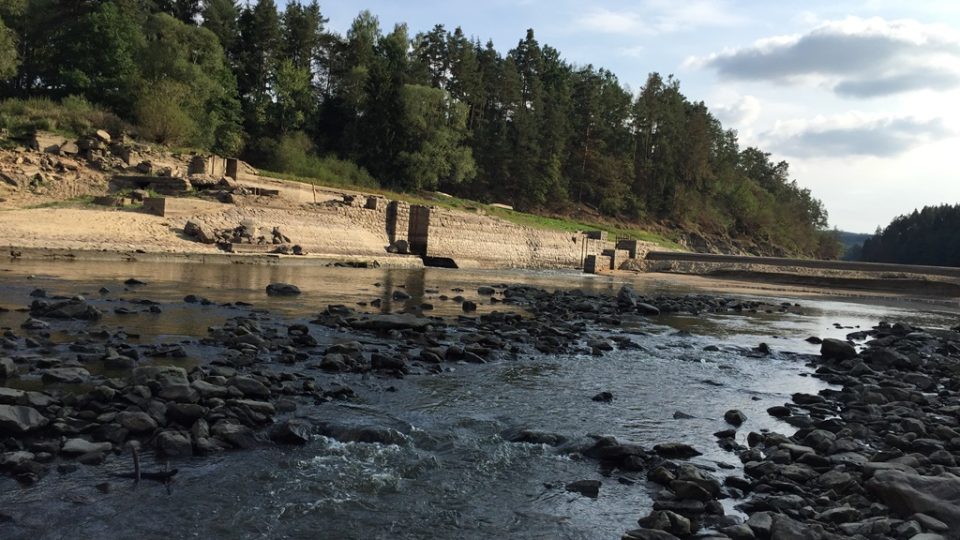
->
[641, 251, 960, 295]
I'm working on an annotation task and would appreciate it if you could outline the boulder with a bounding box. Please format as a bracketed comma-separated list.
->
[270, 419, 313, 445]
[724, 409, 747, 427]
[59, 141, 79, 155]
[654, 442, 702, 459]
[820, 338, 857, 360]
[117, 411, 158, 433]
[0, 358, 16, 379]
[637, 510, 691, 537]
[621, 529, 680, 540]
[227, 376, 271, 399]
[266, 283, 301, 296]
[211, 421, 257, 449]
[866, 470, 960, 529]
[565, 479, 601, 498]
[770, 514, 826, 540]
[0, 404, 48, 434]
[156, 431, 193, 457]
[30, 299, 102, 320]
[132, 365, 188, 386]
[61, 438, 112, 455]
[617, 286, 638, 309]
[350, 314, 433, 332]
[184, 221, 216, 244]
[41, 367, 90, 384]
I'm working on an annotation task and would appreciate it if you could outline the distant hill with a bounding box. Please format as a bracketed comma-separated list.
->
[859, 204, 960, 267]
[836, 231, 872, 261]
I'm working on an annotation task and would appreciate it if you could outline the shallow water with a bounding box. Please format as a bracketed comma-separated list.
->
[0, 261, 958, 539]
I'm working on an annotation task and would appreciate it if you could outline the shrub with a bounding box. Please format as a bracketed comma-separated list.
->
[0, 96, 126, 138]
[135, 81, 196, 146]
[269, 132, 378, 188]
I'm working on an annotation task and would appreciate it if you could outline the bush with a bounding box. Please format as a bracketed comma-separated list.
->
[135, 81, 196, 146]
[268, 132, 378, 188]
[0, 96, 126, 138]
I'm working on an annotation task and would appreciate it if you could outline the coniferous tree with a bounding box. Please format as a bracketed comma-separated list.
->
[202, 0, 240, 59]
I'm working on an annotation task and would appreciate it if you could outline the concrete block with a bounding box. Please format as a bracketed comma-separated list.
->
[583, 255, 611, 274]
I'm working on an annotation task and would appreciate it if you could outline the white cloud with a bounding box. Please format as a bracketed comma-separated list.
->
[690, 17, 960, 97]
[619, 45, 646, 58]
[712, 95, 762, 128]
[581, 8, 641, 34]
[579, 1, 745, 36]
[763, 112, 954, 158]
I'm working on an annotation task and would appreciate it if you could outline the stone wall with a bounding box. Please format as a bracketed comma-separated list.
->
[422, 208, 586, 268]
[385, 201, 410, 246]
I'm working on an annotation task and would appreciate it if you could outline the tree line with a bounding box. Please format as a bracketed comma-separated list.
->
[0, 0, 837, 256]
[858, 205, 960, 267]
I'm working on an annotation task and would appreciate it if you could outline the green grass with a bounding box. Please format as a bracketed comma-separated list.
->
[21, 195, 97, 210]
[0, 96, 126, 140]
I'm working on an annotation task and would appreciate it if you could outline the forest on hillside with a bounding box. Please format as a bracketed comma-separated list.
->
[0, 0, 838, 256]
[858, 205, 960, 267]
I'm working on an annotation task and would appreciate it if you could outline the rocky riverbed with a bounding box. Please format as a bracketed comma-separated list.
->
[1, 271, 959, 539]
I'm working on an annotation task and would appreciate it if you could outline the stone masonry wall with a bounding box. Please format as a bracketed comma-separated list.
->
[424, 208, 586, 268]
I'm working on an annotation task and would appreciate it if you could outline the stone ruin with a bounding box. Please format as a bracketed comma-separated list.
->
[183, 219, 304, 255]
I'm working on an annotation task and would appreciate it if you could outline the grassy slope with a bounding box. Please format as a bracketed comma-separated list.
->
[260, 169, 685, 251]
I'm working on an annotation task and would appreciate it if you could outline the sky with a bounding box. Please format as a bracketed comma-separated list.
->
[315, 1, 960, 233]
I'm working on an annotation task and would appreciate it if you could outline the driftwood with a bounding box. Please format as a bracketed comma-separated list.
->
[113, 444, 178, 482]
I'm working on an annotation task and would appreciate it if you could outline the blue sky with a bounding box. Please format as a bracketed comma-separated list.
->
[316, 1, 960, 232]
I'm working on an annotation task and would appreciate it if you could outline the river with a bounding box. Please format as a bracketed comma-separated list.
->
[0, 260, 957, 539]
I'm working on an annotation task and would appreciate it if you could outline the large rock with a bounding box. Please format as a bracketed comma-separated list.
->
[566, 479, 601, 498]
[117, 411, 158, 433]
[132, 365, 188, 386]
[228, 376, 271, 399]
[617, 286, 638, 309]
[0, 404, 48, 434]
[184, 220, 216, 244]
[0, 358, 16, 379]
[654, 442, 702, 459]
[156, 430, 193, 457]
[61, 438, 112, 455]
[820, 338, 857, 360]
[266, 283, 301, 296]
[866, 470, 960, 529]
[211, 421, 257, 449]
[270, 419, 313, 445]
[622, 529, 680, 540]
[770, 514, 825, 540]
[637, 510, 691, 537]
[349, 313, 433, 332]
[724, 409, 747, 427]
[41, 367, 90, 384]
[30, 299, 102, 320]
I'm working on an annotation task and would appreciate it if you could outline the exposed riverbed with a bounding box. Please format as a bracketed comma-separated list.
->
[0, 261, 957, 539]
